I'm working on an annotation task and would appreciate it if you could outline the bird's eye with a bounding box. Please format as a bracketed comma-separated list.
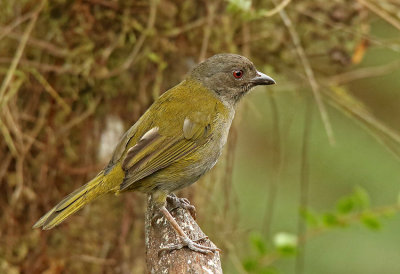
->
[233, 70, 243, 79]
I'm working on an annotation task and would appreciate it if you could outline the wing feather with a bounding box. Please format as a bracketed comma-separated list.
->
[122, 127, 162, 170]
[119, 117, 209, 191]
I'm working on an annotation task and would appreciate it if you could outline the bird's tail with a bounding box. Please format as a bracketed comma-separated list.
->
[33, 171, 105, 230]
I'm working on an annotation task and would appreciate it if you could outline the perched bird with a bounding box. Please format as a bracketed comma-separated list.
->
[33, 53, 275, 253]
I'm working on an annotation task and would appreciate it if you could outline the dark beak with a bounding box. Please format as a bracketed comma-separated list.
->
[251, 71, 276, 86]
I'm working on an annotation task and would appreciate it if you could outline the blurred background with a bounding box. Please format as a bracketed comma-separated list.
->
[1, 0, 400, 273]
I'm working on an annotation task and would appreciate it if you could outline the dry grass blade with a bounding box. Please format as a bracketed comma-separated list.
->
[357, 0, 400, 31]
[164, 18, 208, 37]
[198, 3, 217, 62]
[226, 242, 248, 274]
[263, 92, 282, 238]
[295, 97, 313, 274]
[329, 60, 400, 85]
[56, 98, 100, 136]
[100, 0, 159, 78]
[0, 58, 80, 74]
[22, 103, 49, 154]
[323, 86, 400, 159]
[0, 118, 18, 156]
[297, 8, 400, 53]
[2, 30, 69, 58]
[29, 68, 71, 114]
[0, 1, 45, 102]
[0, 9, 36, 41]
[0, 74, 25, 109]
[262, 0, 292, 17]
[278, 8, 336, 145]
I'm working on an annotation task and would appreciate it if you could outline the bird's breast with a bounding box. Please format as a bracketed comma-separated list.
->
[181, 105, 235, 181]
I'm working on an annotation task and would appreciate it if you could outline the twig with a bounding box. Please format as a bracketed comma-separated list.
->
[0, 58, 80, 74]
[0, 118, 18, 156]
[0, 74, 25, 110]
[357, 0, 400, 32]
[297, 8, 400, 53]
[0, 154, 13, 183]
[10, 156, 24, 206]
[56, 98, 100, 136]
[0, 9, 37, 41]
[241, 22, 251, 57]
[199, 2, 217, 62]
[99, 0, 159, 78]
[322, 85, 400, 159]
[278, 7, 335, 145]
[295, 96, 313, 274]
[2, 105, 24, 149]
[29, 68, 71, 114]
[263, 92, 282, 239]
[222, 123, 239, 221]
[225, 242, 248, 274]
[0, 1, 45, 103]
[259, 203, 400, 267]
[22, 103, 49, 155]
[164, 17, 209, 37]
[261, 0, 292, 17]
[2, 30, 69, 58]
[299, 203, 400, 243]
[329, 59, 400, 85]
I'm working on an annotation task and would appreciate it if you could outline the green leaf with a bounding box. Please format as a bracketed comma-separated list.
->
[336, 197, 355, 214]
[273, 232, 297, 256]
[227, 0, 252, 13]
[336, 186, 370, 214]
[250, 232, 267, 255]
[300, 208, 320, 227]
[147, 52, 161, 63]
[353, 186, 370, 209]
[322, 213, 341, 227]
[243, 258, 258, 271]
[361, 212, 381, 231]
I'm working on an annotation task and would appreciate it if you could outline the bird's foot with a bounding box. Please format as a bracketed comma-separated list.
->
[167, 194, 196, 219]
[159, 236, 220, 255]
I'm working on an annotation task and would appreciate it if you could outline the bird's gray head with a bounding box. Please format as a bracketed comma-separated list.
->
[189, 53, 275, 105]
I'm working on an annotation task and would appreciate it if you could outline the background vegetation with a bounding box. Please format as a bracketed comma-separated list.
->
[1, 0, 400, 273]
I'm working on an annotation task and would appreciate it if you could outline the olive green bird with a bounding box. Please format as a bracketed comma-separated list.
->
[33, 53, 275, 253]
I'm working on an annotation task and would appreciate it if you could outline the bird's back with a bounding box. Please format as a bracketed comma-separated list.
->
[108, 78, 235, 193]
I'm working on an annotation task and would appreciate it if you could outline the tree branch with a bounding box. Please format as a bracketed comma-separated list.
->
[145, 195, 222, 273]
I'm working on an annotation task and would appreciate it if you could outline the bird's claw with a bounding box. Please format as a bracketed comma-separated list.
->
[159, 236, 220, 256]
[167, 194, 197, 219]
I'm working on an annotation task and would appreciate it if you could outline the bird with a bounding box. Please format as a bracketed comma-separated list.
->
[33, 53, 275, 253]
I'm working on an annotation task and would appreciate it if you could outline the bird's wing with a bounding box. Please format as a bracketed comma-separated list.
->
[119, 114, 212, 191]
[106, 117, 142, 170]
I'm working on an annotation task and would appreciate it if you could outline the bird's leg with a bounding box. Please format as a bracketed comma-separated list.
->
[166, 193, 196, 219]
[151, 191, 219, 254]
[158, 205, 220, 254]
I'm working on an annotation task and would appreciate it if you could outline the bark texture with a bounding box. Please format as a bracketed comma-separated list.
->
[145, 195, 222, 273]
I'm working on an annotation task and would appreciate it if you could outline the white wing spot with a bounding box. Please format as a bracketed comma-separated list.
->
[141, 127, 159, 140]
